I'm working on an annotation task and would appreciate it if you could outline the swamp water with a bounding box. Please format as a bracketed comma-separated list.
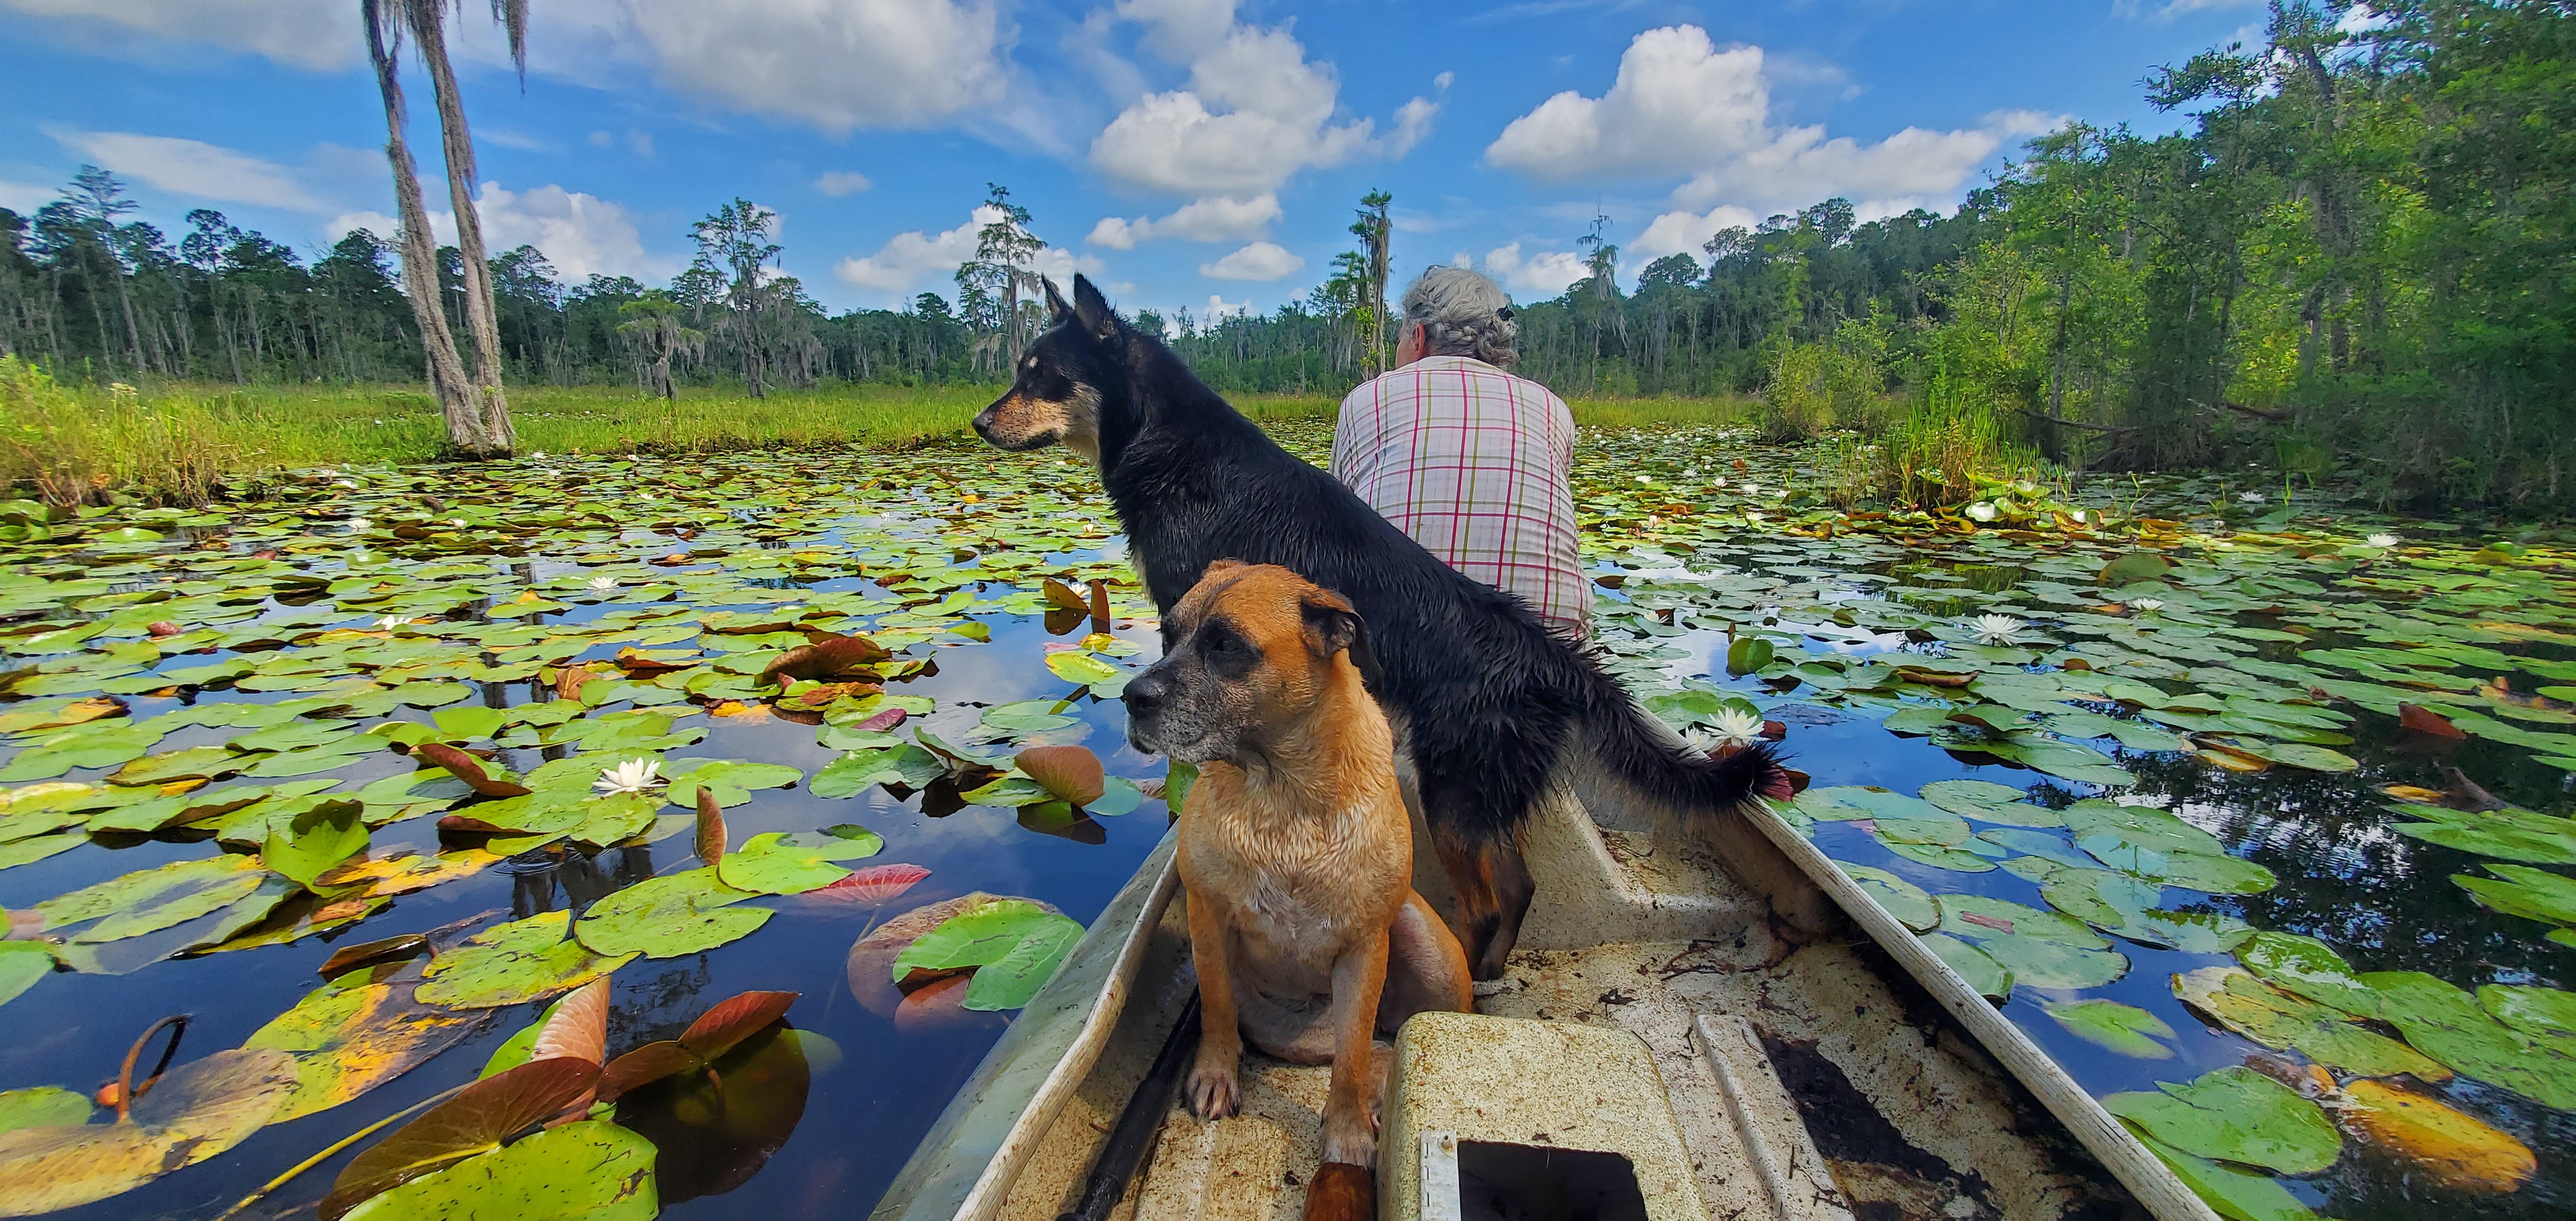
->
[0, 420, 2569, 1221]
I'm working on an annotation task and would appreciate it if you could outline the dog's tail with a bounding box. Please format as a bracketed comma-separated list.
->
[1566, 645, 1792, 816]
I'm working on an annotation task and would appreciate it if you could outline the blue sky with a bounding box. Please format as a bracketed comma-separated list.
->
[0, 1, 2271, 324]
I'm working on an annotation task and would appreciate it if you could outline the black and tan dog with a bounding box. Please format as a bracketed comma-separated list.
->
[976, 276, 1793, 981]
[1125, 561, 1471, 1166]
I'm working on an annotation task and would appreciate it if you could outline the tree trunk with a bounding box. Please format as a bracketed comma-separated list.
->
[409, 1, 514, 453]
[366, 1, 487, 453]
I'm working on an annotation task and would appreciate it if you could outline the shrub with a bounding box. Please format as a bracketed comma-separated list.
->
[1760, 342, 1880, 442]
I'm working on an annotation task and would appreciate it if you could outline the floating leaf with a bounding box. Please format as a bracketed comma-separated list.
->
[804, 863, 931, 908]
[2359, 971, 2576, 1110]
[416, 911, 634, 1009]
[33, 853, 265, 938]
[2171, 967, 2446, 1081]
[717, 828, 882, 895]
[0, 1049, 296, 1217]
[1725, 636, 1775, 675]
[662, 758, 802, 810]
[2336, 1078, 2534, 1194]
[694, 787, 726, 864]
[614, 1024, 806, 1204]
[809, 744, 945, 797]
[759, 633, 889, 685]
[319, 1057, 608, 1220]
[1044, 650, 1127, 694]
[2398, 702, 2467, 740]
[2104, 1066, 2341, 1174]
[1919, 931, 2011, 1000]
[0, 1088, 88, 1136]
[1918, 778, 2061, 826]
[317, 934, 431, 977]
[2136, 1131, 2318, 1221]
[409, 742, 532, 798]
[262, 798, 368, 887]
[2236, 931, 2383, 1020]
[338, 1119, 656, 1221]
[600, 990, 799, 1101]
[244, 972, 479, 1121]
[0, 945, 51, 1009]
[1016, 744, 1105, 806]
[2452, 864, 2576, 927]
[1835, 862, 1938, 931]
[574, 868, 771, 959]
[2043, 998, 2177, 1058]
[107, 745, 240, 787]
[2100, 550, 2173, 586]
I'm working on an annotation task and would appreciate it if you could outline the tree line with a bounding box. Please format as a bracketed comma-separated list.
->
[0, 0, 2564, 507]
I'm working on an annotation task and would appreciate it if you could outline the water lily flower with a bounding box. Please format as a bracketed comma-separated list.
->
[1695, 707, 1768, 751]
[588, 576, 619, 591]
[448, 518, 465, 528]
[594, 758, 665, 796]
[335, 479, 358, 489]
[375, 614, 410, 630]
[2130, 598, 2165, 612]
[1972, 614, 2026, 645]
[531, 451, 548, 461]
[347, 517, 371, 532]
[1711, 478, 1729, 489]
[2238, 491, 2268, 504]
[1636, 475, 1654, 484]
[1744, 511, 1764, 523]
[2366, 533, 2399, 548]
[1966, 501, 1999, 522]
[1740, 482, 1760, 496]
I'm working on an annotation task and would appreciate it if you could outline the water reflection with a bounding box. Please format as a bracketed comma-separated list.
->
[501, 844, 657, 920]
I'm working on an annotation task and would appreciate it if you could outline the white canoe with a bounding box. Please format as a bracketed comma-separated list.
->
[868, 776, 2219, 1221]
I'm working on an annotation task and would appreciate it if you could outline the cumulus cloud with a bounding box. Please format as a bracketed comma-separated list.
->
[1200, 294, 1251, 323]
[1200, 241, 1301, 281]
[329, 182, 672, 282]
[0, 0, 356, 69]
[815, 171, 874, 197]
[1486, 25, 2052, 216]
[617, 0, 1005, 132]
[1631, 204, 1762, 262]
[1481, 242, 1588, 297]
[835, 205, 1104, 304]
[1090, 3, 1438, 196]
[1087, 193, 1280, 249]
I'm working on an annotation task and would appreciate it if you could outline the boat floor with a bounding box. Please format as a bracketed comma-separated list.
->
[998, 803, 2150, 1221]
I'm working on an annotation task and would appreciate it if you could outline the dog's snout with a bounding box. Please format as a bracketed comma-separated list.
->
[1123, 667, 1171, 717]
[970, 403, 998, 438]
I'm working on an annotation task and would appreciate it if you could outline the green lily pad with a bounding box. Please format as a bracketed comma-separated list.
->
[574, 868, 773, 958]
[2103, 1066, 2340, 1174]
[33, 853, 266, 937]
[244, 971, 480, 1121]
[0, 1087, 90, 1135]
[809, 745, 944, 797]
[2357, 970, 2576, 1110]
[888, 896, 1086, 1011]
[2043, 998, 2177, 1058]
[415, 911, 635, 1009]
[2235, 931, 2383, 1019]
[0, 944, 53, 1009]
[2135, 1132, 2319, 1221]
[1044, 650, 1128, 695]
[0, 1049, 299, 1215]
[1919, 931, 2012, 1000]
[2172, 967, 2449, 1080]
[717, 827, 883, 896]
[339, 1119, 657, 1221]
[1835, 863, 1939, 931]
[662, 758, 802, 810]
[2453, 865, 2576, 926]
[0, 834, 81, 872]
[263, 799, 368, 887]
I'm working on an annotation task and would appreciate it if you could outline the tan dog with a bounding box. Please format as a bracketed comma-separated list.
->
[1121, 562, 1473, 1166]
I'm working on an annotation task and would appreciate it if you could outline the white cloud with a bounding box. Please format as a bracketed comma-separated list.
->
[815, 171, 874, 197]
[1200, 241, 1301, 281]
[1632, 204, 1763, 262]
[0, 178, 51, 214]
[481, 129, 553, 153]
[835, 205, 1104, 304]
[1481, 242, 1588, 297]
[1486, 25, 2052, 216]
[1086, 193, 1280, 249]
[585, 129, 652, 157]
[329, 182, 671, 282]
[49, 129, 318, 211]
[1201, 294, 1251, 322]
[2113, 0, 2262, 17]
[618, 0, 1005, 132]
[1090, 6, 1437, 196]
[0, 0, 355, 70]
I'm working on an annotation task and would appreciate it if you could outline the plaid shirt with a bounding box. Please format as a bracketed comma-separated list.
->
[1330, 356, 1589, 632]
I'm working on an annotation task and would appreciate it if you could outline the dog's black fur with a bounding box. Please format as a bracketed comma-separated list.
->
[976, 276, 1784, 979]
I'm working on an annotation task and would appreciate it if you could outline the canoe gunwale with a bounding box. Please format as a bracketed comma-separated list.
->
[1744, 803, 2222, 1221]
[869, 828, 1184, 1221]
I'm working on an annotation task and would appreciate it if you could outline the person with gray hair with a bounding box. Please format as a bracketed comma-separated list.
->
[1330, 267, 1588, 633]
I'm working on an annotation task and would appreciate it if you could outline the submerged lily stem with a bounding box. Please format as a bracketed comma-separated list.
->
[212, 1082, 470, 1221]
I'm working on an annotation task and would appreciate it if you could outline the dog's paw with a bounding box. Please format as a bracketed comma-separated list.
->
[1320, 1104, 1378, 1168]
[1185, 1062, 1241, 1120]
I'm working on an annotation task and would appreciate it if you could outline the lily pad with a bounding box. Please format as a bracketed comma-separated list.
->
[1919, 931, 2011, 1000]
[2337, 1078, 2535, 1194]
[0, 1048, 297, 1215]
[339, 1118, 656, 1221]
[415, 911, 635, 1009]
[244, 971, 480, 1121]
[2043, 998, 2177, 1058]
[889, 896, 1086, 1011]
[718, 827, 883, 895]
[0, 1087, 89, 1136]
[2358, 971, 2576, 1110]
[2136, 1132, 2318, 1221]
[0, 944, 53, 1009]
[1919, 778, 2062, 826]
[1835, 862, 1938, 931]
[574, 868, 772, 959]
[2452, 864, 2576, 926]
[2172, 967, 2448, 1080]
[662, 758, 802, 810]
[262, 799, 368, 887]
[33, 853, 266, 938]
[2103, 1066, 2341, 1174]
[320, 1057, 609, 1219]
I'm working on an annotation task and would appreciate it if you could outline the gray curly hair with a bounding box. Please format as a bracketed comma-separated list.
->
[1401, 266, 1519, 368]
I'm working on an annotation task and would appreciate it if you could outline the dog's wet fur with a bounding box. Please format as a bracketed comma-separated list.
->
[1133, 562, 1471, 1166]
[977, 275, 1790, 980]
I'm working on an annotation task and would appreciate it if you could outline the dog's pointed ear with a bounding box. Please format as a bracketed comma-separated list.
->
[1073, 275, 1118, 340]
[1298, 588, 1366, 663]
[1043, 277, 1073, 324]
[1200, 559, 1249, 583]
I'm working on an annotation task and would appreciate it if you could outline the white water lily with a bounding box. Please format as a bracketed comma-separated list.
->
[2366, 533, 2400, 548]
[1711, 477, 1729, 489]
[1972, 614, 2026, 645]
[375, 614, 410, 630]
[1635, 475, 1654, 484]
[2238, 491, 2268, 504]
[448, 518, 465, 528]
[1695, 707, 1768, 751]
[2129, 598, 2165, 612]
[1744, 510, 1764, 523]
[594, 758, 664, 796]
[1739, 482, 1760, 497]
[346, 517, 371, 532]
[588, 576, 619, 591]
[1965, 501, 2000, 522]
[530, 451, 548, 461]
